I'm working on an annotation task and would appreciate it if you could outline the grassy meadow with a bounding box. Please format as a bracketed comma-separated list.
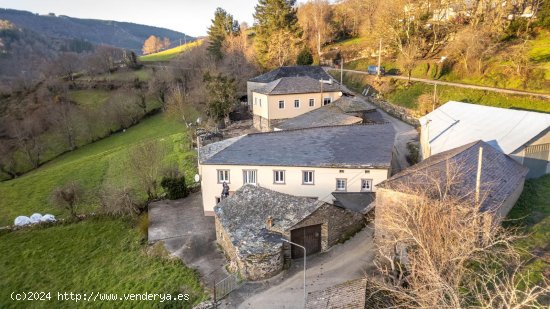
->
[0, 218, 205, 308]
[139, 40, 203, 62]
[0, 114, 196, 226]
[506, 175, 550, 285]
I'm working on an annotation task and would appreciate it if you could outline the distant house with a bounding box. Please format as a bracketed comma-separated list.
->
[274, 96, 384, 131]
[420, 101, 550, 178]
[215, 185, 364, 280]
[375, 140, 528, 243]
[198, 124, 396, 216]
[247, 66, 344, 131]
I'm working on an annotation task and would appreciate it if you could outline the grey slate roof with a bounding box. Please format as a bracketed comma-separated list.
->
[275, 104, 363, 130]
[254, 76, 342, 95]
[200, 124, 396, 169]
[306, 278, 368, 309]
[377, 140, 528, 212]
[249, 66, 332, 83]
[198, 135, 244, 163]
[214, 185, 326, 256]
[332, 96, 376, 113]
[332, 192, 376, 214]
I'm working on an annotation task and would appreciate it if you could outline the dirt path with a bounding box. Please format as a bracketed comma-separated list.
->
[219, 225, 377, 309]
[341, 69, 550, 99]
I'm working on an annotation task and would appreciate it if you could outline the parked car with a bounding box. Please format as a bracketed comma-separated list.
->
[367, 65, 385, 75]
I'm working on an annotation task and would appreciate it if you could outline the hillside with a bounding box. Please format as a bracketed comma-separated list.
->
[0, 8, 194, 53]
[139, 39, 204, 62]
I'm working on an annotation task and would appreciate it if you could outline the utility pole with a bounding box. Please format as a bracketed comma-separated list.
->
[377, 38, 382, 79]
[475, 146, 483, 205]
[340, 56, 344, 85]
[281, 239, 307, 308]
[432, 83, 437, 111]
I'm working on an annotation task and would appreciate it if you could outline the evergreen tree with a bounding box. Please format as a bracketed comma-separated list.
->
[253, 0, 302, 69]
[296, 48, 313, 65]
[207, 8, 240, 59]
[203, 72, 237, 123]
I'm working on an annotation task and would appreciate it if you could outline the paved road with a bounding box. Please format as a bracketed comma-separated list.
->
[340, 68, 550, 100]
[219, 226, 377, 309]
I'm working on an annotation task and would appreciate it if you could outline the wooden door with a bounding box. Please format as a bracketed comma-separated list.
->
[290, 224, 322, 259]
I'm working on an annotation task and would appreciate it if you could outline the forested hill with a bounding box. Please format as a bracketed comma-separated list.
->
[0, 8, 193, 53]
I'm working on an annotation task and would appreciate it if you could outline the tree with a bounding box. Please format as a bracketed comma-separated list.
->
[207, 7, 240, 59]
[297, 0, 332, 57]
[142, 35, 162, 55]
[203, 72, 237, 123]
[296, 47, 313, 65]
[127, 139, 167, 200]
[99, 186, 141, 217]
[253, 0, 302, 69]
[52, 181, 83, 219]
[397, 43, 420, 83]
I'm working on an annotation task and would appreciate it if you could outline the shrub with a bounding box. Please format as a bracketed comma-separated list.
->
[161, 175, 189, 200]
[99, 186, 142, 217]
[51, 181, 83, 219]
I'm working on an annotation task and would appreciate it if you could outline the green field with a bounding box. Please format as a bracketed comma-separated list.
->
[0, 218, 205, 308]
[506, 175, 550, 284]
[334, 71, 550, 114]
[69, 89, 111, 108]
[0, 114, 195, 226]
[139, 40, 203, 62]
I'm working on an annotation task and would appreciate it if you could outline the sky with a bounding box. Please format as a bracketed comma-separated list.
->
[0, 0, 258, 37]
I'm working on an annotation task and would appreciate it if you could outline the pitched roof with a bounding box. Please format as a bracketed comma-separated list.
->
[420, 101, 550, 155]
[200, 124, 396, 169]
[253, 76, 342, 95]
[377, 140, 528, 212]
[274, 96, 377, 130]
[332, 192, 376, 214]
[274, 104, 363, 130]
[249, 65, 332, 83]
[214, 185, 326, 256]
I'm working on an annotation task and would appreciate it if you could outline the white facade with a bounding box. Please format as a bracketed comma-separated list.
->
[199, 164, 390, 215]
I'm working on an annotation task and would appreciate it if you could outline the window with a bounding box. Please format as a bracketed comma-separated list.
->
[259, 98, 262, 107]
[294, 99, 300, 108]
[273, 170, 285, 184]
[323, 97, 332, 105]
[215, 197, 221, 204]
[302, 171, 314, 185]
[243, 170, 257, 185]
[361, 179, 373, 192]
[217, 170, 230, 183]
[278, 100, 285, 109]
[254, 97, 257, 105]
[336, 178, 347, 191]
[309, 98, 315, 107]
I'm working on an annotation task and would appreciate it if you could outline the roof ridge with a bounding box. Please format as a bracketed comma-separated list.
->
[380, 140, 483, 185]
[246, 122, 392, 137]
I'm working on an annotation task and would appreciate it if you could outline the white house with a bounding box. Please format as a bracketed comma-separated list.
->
[420, 101, 550, 178]
[198, 124, 396, 215]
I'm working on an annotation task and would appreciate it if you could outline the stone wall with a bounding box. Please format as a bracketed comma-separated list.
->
[282, 204, 364, 258]
[215, 217, 284, 281]
[365, 96, 420, 127]
[252, 115, 287, 132]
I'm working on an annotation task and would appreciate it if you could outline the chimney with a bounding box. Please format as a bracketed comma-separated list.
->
[266, 216, 273, 229]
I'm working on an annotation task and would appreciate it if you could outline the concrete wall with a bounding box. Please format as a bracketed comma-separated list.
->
[251, 91, 343, 131]
[200, 164, 390, 215]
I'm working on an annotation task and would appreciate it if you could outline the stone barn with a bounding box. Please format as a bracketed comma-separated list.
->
[214, 185, 364, 281]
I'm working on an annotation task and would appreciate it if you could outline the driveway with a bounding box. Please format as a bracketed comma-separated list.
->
[219, 225, 377, 309]
[148, 192, 226, 284]
[377, 106, 418, 173]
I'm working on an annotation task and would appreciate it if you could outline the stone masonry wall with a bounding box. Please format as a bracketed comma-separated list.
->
[215, 216, 284, 281]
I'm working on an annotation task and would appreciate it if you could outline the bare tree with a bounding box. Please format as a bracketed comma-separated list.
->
[127, 139, 167, 200]
[374, 160, 550, 308]
[298, 0, 333, 57]
[52, 181, 83, 219]
[99, 186, 141, 217]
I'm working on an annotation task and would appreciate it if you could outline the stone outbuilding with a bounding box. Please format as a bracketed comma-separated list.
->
[375, 140, 529, 243]
[214, 185, 364, 281]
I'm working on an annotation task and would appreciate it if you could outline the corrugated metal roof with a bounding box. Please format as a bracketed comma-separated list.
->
[420, 101, 550, 155]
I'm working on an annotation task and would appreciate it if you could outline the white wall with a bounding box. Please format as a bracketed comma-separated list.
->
[252, 91, 342, 121]
[199, 163, 390, 215]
